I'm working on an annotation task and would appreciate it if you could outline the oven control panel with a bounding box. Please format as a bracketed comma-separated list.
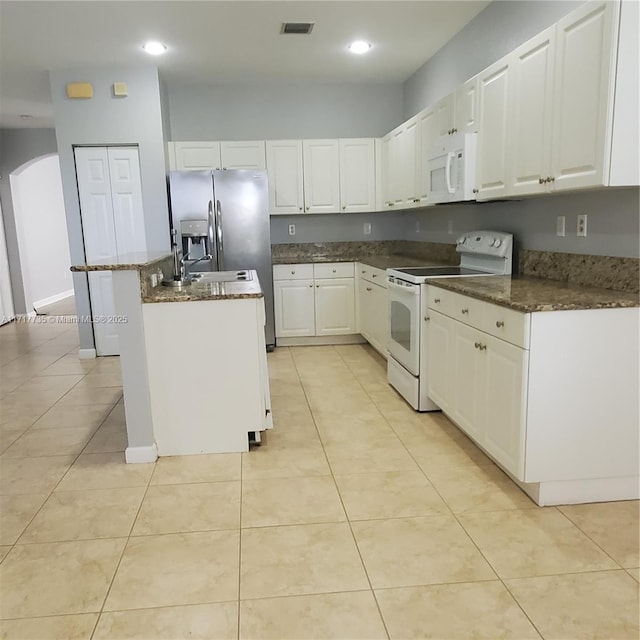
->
[456, 231, 513, 258]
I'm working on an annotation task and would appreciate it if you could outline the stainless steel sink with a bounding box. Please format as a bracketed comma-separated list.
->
[190, 270, 252, 283]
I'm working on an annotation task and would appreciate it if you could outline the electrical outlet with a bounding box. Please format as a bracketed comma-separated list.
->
[447, 219, 454, 234]
[363, 222, 372, 235]
[288, 224, 296, 236]
[556, 215, 566, 237]
[577, 214, 588, 237]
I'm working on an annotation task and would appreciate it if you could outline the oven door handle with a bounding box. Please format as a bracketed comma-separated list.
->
[387, 279, 420, 295]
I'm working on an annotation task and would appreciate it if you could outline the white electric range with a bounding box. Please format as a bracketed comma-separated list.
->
[386, 231, 513, 411]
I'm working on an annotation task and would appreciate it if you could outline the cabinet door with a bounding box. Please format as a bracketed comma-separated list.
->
[454, 77, 479, 134]
[551, 1, 616, 190]
[426, 309, 454, 412]
[371, 283, 389, 356]
[388, 127, 404, 207]
[450, 322, 484, 441]
[476, 59, 510, 199]
[220, 141, 266, 169]
[359, 279, 376, 341]
[315, 278, 356, 336]
[273, 279, 315, 337]
[379, 133, 395, 210]
[302, 140, 341, 214]
[339, 139, 376, 213]
[265, 140, 304, 215]
[401, 116, 421, 206]
[174, 141, 221, 170]
[508, 27, 555, 195]
[435, 93, 456, 137]
[418, 106, 437, 204]
[481, 334, 528, 479]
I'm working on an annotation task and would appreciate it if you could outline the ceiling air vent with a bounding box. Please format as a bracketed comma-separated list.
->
[281, 22, 315, 35]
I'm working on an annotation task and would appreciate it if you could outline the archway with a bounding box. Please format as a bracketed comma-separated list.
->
[9, 153, 74, 315]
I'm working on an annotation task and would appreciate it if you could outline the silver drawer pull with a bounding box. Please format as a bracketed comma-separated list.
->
[461, 308, 469, 314]
[474, 342, 480, 349]
[366, 287, 372, 292]
[424, 315, 430, 322]
[434, 298, 441, 304]
[372, 274, 377, 278]
[332, 268, 336, 273]
[291, 270, 295, 275]
[479, 344, 487, 351]
[496, 320, 505, 328]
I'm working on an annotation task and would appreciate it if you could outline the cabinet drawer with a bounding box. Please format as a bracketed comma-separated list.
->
[427, 286, 455, 316]
[448, 291, 486, 326]
[273, 264, 314, 281]
[358, 263, 387, 286]
[479, 302, 530, 348]
[314, 262, 354, 279]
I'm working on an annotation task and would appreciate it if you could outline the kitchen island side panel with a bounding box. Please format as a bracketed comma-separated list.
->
[142, 298, 264, 455]
[524, 306, 640, 484]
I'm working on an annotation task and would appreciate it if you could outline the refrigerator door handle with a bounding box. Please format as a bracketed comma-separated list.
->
[207, 200, 215, 260]
[216, 199, 224, 270]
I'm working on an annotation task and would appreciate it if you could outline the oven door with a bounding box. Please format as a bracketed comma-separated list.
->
[387, 278, 421, 375]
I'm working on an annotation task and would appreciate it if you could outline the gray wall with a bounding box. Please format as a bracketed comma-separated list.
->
[407, 188, 640, 259]
[50, 66, 170, 350]
[168, 82, 403, 140]
[270, 211, 408, 244]
[0, 128, 58, 313]
[403, 0, 583, 119]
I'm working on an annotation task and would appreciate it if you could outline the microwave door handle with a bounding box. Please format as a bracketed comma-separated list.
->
[445, 152, 456, 194]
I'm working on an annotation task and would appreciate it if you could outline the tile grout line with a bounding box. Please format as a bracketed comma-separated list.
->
[89, 447, 157, 640]
[334, 346, 550, 639]
[291, 345, 392, 640]
[237, 434, 245, 640]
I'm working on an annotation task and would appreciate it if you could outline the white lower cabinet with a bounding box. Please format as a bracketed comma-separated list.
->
[273, 279, 315, 337]
[426, 285, 639, 505]
[273, 263, 356, 339]
[357, 263, 389, 356]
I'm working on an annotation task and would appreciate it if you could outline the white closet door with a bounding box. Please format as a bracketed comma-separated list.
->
[107, 147, 146, 256]
[75, 146, 145, 356]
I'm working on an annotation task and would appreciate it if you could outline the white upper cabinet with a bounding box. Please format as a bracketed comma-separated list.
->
[302, 139, 341, 214]
[507, 26, 556, 196]
[401, 115, 421, 207]
[339, 138, 376, 213]
[550, 0, 617, 191]
[435, 93, 456, 137]
[476, 58, 511, 200]
[220, 141, 266, 170]
[454, 76, 479, 134]
[417, 106, 437, 205]
[265, 140, 304, 215]
[174, 141, 221, 170]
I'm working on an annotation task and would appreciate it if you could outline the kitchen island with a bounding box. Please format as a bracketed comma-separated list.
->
[72, 253, 272, 462]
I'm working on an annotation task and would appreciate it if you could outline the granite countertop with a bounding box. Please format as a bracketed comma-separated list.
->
[143, 270, 263, 303]
[272, 253, 448, 270]
[71, 251, 171, 272]
[427, 275, 640, 312]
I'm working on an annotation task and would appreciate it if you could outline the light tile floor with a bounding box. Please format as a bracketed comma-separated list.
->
[0, 319, 638, 639]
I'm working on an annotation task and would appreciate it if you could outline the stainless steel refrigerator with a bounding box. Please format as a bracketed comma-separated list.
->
[168, 169, 275, 349]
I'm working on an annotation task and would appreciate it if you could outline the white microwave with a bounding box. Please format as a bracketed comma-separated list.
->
[428, 132, 477, 204]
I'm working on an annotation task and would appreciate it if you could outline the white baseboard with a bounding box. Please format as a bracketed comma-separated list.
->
[78, 348, 97, 360]
[523, 476, 640, 506]
[125, 443, 158, 464]
[277, 334, 366, 347]
[34, 289, 74, 309]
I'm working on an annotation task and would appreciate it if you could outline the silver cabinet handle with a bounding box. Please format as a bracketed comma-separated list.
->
[372, 274, 377, 278]
[316, 284, 319, 288]
[332, 268, 336, 273]
[461, 308, 469, 314]
[496, 320, 505, 328]
[366, 287, 372, 292]
[472, 188, 479, 194]
[539, 177, 545, 184]
[424, 315, 430, 322]
[434, 298, 441, 304]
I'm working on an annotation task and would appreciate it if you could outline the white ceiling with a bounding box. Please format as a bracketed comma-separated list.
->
[0, 0, 490, 129]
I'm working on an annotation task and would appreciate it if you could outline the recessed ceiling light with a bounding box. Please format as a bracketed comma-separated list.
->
[349, 40, 372, 54]
[142, 41, 167, 55]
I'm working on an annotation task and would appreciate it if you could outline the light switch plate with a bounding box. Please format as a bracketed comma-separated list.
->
[363, 222, 371, 235]
[556, 215, 565, 237]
